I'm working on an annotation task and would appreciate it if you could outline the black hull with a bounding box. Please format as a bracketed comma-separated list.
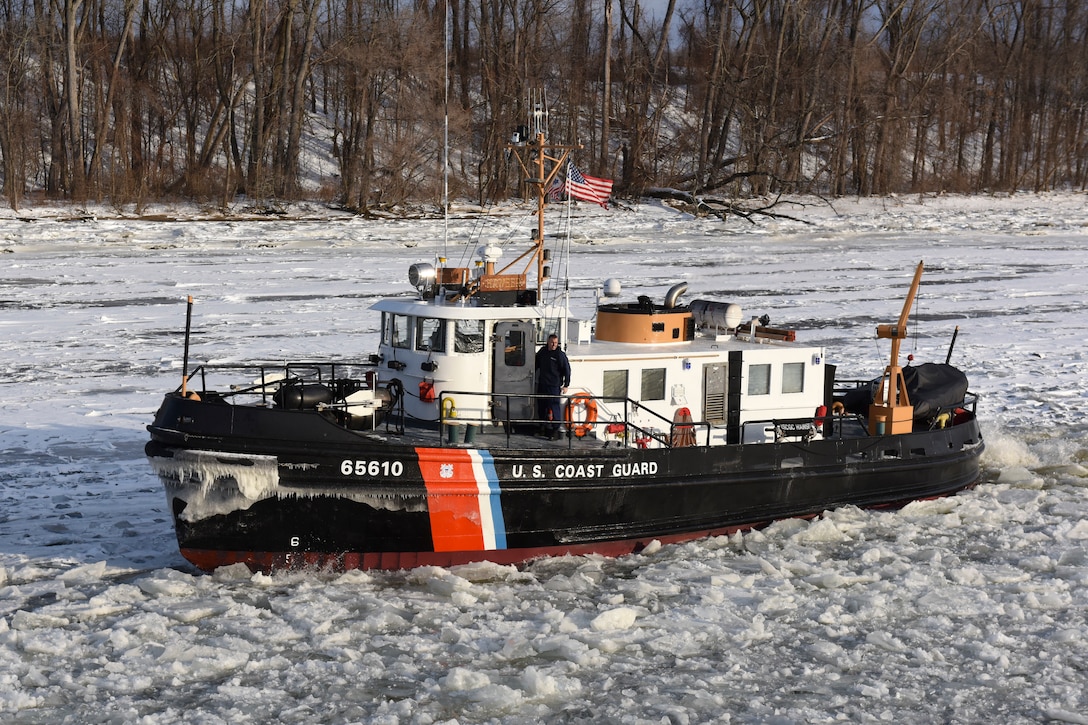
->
[147, 393, 984, 571]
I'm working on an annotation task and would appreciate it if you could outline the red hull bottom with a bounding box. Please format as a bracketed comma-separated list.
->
[181, 521, 766, 572]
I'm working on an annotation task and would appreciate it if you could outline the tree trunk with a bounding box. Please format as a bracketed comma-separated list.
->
[599, 0, 611, 176]
[63, 0, 86, 200]
[283, 0, 321, 198]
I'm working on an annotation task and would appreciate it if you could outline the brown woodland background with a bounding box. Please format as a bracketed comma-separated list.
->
[1, 0, 1086, 211]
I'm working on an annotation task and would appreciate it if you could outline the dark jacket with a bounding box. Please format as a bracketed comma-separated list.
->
[535, 345, 571, 391]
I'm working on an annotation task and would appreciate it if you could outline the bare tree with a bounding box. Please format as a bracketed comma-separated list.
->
[280, 0, 321, 196]
[0, 0, 37, 208]
[615, 0, 675, 193]
[598, 0, 612, 176]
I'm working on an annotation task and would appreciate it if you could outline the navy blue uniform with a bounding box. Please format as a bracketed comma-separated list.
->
[535, 339, 571, 436]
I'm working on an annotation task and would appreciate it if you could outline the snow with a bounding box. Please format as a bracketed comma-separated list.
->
[2, 192, 1087, 722]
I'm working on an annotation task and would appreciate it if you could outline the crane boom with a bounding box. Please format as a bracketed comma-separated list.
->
[869, 261, 924, 435]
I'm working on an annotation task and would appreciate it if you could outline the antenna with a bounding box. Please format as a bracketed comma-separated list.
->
[529, 88, 548, 138]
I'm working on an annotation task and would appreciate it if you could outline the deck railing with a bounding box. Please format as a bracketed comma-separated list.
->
[171, 364, 978, 448]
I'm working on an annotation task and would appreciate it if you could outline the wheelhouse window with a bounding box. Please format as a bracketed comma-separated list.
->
[454, 319, 485, 353]
[603, 370, 629, 401]
[747, 364, 771, 395]
[641, 368, 666, 400]
[503, 329, 527, 366]
[391, 314, 411, 349]
[536, 321, 560, 346]
[416, 317, 447, 352]
[782, 362, 804, 393]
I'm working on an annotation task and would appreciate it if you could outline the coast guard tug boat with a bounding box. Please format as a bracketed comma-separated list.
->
[147, 102, 983, 571]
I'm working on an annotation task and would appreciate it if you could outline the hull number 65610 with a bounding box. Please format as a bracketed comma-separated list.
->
[341, 459, 404, 477]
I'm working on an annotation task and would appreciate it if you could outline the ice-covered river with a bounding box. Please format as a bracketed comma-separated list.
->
[1, 194, 1086, 723]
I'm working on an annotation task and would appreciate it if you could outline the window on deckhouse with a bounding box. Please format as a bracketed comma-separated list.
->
[391, 314, 411, 349]
[416, 317, 446, 352]
[748, 364, 771, 395]
[454, 319, 485, 353]
[604, 370, 629, 401]
[782, 362, 804, 393]
[641, 368, 666, 400]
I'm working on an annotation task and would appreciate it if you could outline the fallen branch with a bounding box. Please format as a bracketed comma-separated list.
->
[641, 188, 814, 224]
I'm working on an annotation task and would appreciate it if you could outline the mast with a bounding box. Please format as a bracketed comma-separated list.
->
[436, 93, 581, 307]
[505, 91, 581, 297]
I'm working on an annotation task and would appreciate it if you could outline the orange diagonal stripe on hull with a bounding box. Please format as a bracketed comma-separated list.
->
[417, 447, 485, 552]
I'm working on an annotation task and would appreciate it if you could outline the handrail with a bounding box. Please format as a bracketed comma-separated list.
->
[170, 367, 979, 446]
[171, 361, 381, 405]
[436, 389, 712, 449]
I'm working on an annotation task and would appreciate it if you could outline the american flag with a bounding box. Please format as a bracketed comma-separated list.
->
[549, 163, 613, 208]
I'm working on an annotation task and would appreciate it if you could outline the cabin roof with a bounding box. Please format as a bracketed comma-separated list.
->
[371, 297, 554, 320]
[565, 334, 821, 361]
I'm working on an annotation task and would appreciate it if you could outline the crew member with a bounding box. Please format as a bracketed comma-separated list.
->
[535, 334, 571, 439]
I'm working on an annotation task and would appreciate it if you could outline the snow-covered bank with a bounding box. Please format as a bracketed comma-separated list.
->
[1, 193, 1086, 722]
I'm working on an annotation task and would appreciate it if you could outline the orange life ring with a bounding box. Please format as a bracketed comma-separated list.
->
[564, 393, 598, 437]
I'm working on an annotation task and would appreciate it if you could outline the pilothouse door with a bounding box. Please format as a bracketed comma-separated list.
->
[492, 321, 535, 425]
